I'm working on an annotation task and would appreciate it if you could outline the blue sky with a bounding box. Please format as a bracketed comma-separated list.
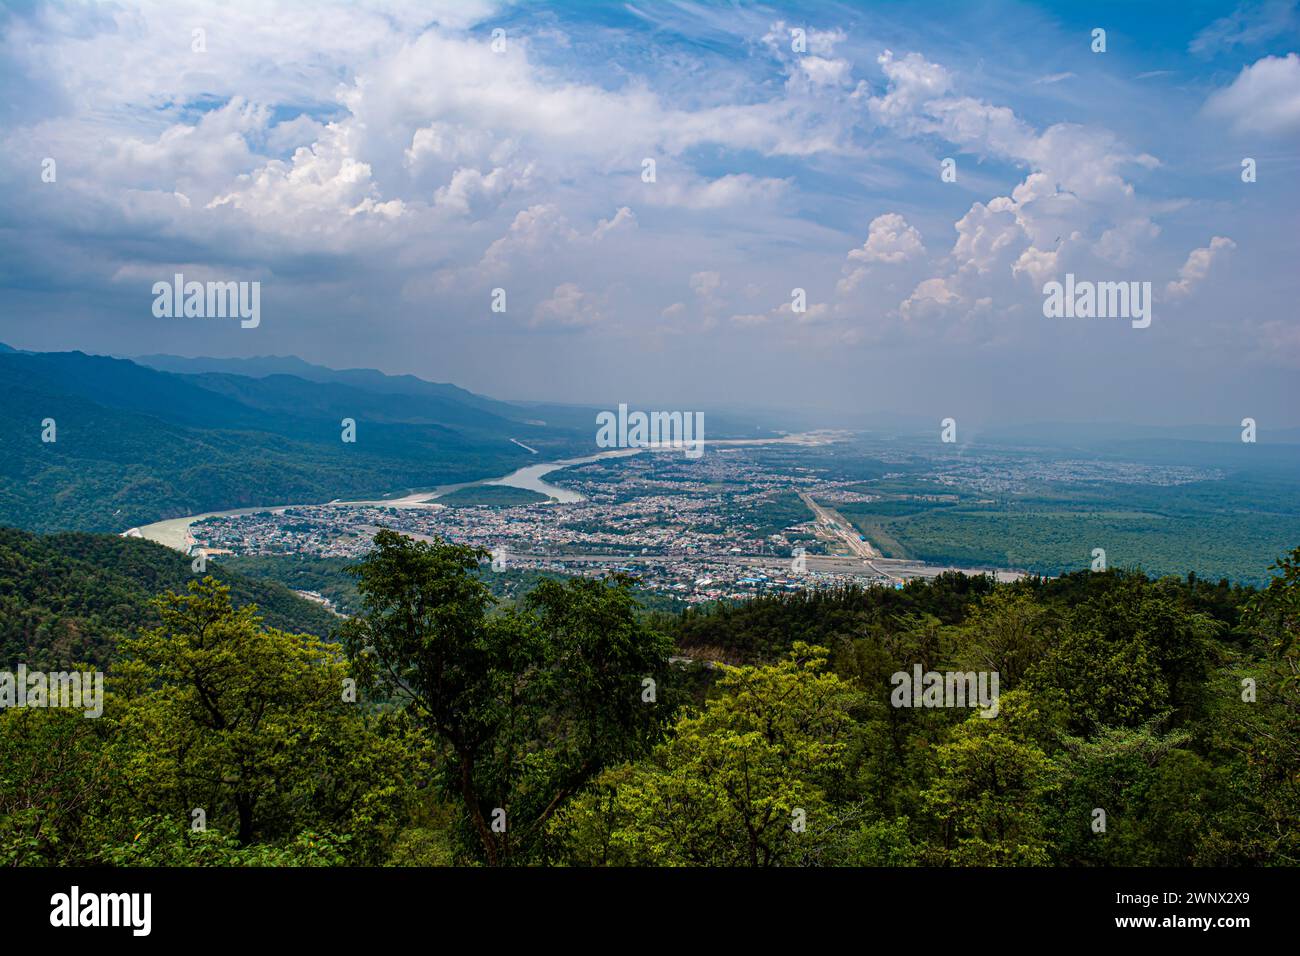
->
[1, 0, 1297, 427]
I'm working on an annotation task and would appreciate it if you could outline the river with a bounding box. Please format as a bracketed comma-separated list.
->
[130, 446, 644, 551]
[129, 433, 833, 552]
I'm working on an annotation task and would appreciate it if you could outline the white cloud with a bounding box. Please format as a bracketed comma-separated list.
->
[1190, 0, 1300, 55]
[1166, 237, 1236, 299]
[404, 123, 510, 169]
[480, 204, 578, 270]
[838, 212, 926, 293]
[951, 198, 1022, 275]
[1011, 245, 1060, 287]
[434, 165, 528, 215]
[592, 206, 637, 240]
[690, 271, 723, 298]
[0, 1, 1283, 400]
[1204, 53, 1300, 135]
[799, 55, 854, 87]
[868, 50, 953, 127]
[207, 120, 405, 235]
[849, 213, 926, 265]
[266, 114, 329, 156]
[862, 49, 1168, 333]
[1097, 218, 1161, 267]
[533, 282, 603, 327]
[643, 173, 790, 210]
[899, 277, 959, 321]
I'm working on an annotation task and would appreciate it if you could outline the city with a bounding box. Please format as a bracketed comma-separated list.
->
[167, 438, 1043, 608]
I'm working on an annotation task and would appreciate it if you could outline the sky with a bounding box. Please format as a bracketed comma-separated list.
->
[1, 0, 1297, 427]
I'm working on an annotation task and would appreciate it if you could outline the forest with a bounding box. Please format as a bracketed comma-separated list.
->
[1, 528, 1296, 867]
[0, 528, 339, 669]
[0, 348, 583, 533]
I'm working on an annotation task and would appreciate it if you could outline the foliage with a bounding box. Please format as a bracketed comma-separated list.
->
[3, 534, 1298, 868]
[339, 530, 676, 864]
[0, 527, 339, 668]
[549, 643, 859, 866]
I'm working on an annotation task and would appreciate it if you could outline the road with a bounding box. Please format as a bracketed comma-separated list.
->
[796, 491, 905, 581]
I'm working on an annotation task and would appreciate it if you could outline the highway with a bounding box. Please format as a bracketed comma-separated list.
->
[796, 490, 913, 582]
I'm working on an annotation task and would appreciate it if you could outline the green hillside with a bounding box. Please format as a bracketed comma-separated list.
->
[0, 349, 591, 532]
[2, 533, 1295, 868]
[433, 485, 551, 507]
[0, 526, 340, 669]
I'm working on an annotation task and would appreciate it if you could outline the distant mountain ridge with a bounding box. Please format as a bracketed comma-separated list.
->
[0, 346, 593, 533]
[131, 351, 781, 437]
[133, 352, 526, 422]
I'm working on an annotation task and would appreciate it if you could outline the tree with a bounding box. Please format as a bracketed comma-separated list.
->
[551, 643, 860, 866]
[954, 590, 1054, 688]
[1048, 721, 1198, 866]
[0, 702, 112, 865]
[921, 690, 1056, 865]
[340, 530, 673, 864]
[1245, 546, 1300, 692]
[1028, 624, 1168, 733]
[111, 577, 412, 860]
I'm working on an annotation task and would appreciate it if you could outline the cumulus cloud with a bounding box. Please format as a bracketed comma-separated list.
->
[761, 22, 853, 89]
[861, 48, 1168, 334]
[1166, 237, 1236, 299]
[480, 205, 578, 270]
[1204, 53, 1300, 135]
[533, 282, 603, 327]
[591, 206, 637, 240]
[434, 165, 528, 215]
[838, 212, 925, 293]
[951, 198, 1022, 275]
[1011, 245, 1060, 287]
[849, 213, 926, 265]
[868, 50, 953, 128]
[207, 121, 405, 235]
[690, 271, 723, 299]
[900, 277, 959, 321]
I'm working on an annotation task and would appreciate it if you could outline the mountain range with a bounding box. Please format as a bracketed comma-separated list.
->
[0, 346, 598, 533]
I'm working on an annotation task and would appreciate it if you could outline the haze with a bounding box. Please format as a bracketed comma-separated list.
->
[1, 0, 1297, 427]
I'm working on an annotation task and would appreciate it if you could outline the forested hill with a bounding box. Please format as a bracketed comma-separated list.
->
[0, 347, 590, 533]
[0, 527, 340, 668]
[667, 568, 1256, 663]
[2, 531, 1295, 867]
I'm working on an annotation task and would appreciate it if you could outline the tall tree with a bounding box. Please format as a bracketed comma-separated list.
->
[112, 577, 410, 859]
[340, 530, 673, 864]
[552, 643, 860, 866]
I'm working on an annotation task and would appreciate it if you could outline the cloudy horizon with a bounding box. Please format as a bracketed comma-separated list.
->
[1, 0, 1297, 427]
